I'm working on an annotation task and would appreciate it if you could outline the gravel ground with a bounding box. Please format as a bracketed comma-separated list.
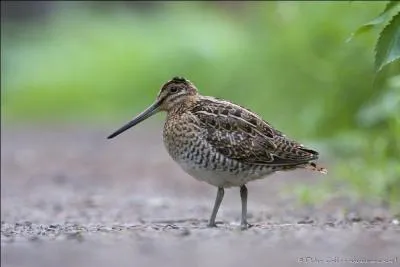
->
[1, 122, 399, 267]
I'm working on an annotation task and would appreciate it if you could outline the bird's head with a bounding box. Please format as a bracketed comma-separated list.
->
[156, 76, 198, 111]
[107, 76, 198, 139]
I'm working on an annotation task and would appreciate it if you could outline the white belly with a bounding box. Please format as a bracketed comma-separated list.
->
[175, 155, 274, 188]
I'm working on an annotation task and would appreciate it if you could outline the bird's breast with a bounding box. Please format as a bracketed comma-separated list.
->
[162, 115, 275, 187]
[162, 114, 206, 166]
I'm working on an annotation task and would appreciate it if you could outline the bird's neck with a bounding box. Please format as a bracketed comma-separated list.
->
[167, 95, 198, 116]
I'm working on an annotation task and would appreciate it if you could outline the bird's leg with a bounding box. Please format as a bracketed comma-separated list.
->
[240, 185, 250, 230]
[208, 187, 224, 227]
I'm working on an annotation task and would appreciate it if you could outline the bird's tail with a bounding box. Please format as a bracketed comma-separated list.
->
[302, 162, 328, 174]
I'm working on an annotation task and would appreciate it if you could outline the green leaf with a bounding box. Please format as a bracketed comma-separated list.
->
[384, 1, 400, 13]
[375, 11, 400, 72]
[346, 1, 400, 42]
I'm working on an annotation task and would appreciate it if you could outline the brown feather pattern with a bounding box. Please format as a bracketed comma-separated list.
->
[191, 96, 319, 167]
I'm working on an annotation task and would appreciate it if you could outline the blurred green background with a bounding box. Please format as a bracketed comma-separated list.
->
[1, 1, 399, 210]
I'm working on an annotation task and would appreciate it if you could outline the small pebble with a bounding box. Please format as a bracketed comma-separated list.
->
[178, 228, 191, 237]
[347, 213, 362, 222]
[66, 232, 84, 242]
[324, 222, 335, 227]
[298, 217, 314, 224]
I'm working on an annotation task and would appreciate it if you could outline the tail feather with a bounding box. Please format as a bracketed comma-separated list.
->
[303, 162, 328, 174]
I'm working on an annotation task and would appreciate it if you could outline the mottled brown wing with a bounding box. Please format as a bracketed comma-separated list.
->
[192, 97, 319, 166]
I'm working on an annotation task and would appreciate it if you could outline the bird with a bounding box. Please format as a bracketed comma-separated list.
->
[107, 76, 327, 229]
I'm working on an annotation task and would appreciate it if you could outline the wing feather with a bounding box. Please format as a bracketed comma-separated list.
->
[191, 97, 318, 166]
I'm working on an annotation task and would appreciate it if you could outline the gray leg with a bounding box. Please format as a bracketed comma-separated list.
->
[240, 185, 249, 229]
[208, 187, 224, 227]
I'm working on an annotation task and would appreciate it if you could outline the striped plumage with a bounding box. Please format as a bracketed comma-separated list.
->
[108, 76, 327, 229]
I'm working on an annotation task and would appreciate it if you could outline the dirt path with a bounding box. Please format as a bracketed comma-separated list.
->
[1, 123, 399, 267]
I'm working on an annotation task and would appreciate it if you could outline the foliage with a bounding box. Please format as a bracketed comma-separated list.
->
[336, 1, 400, 211]
[286, 1, 400, 211]
[375, 12, 400, 72]
[348, 1, 400, 72]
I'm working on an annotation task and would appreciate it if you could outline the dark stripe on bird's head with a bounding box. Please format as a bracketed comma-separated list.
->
[172, 76, 188, 83]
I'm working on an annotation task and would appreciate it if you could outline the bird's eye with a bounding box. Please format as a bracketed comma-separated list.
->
[170, 87, 178, 93]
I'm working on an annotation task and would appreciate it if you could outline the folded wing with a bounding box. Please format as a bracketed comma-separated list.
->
[192, 97, 319, 166]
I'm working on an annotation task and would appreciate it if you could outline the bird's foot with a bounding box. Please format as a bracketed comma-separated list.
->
[207, 222, 218, 228]
[240, 222, 253, 230]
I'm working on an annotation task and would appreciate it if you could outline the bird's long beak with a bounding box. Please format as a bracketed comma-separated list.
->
[107, 99, 162, 139]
